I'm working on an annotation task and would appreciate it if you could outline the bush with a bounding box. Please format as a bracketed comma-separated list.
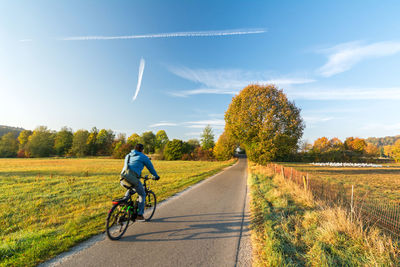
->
[26, 126, 55, 157]
[112, 142, 133, 159]
[193, 147, 214, 161]
[0, 132, 18, 157]
[17, 149, 27, 158]
[164, 139, 184, 160]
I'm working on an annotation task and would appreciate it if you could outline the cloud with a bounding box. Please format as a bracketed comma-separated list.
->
[317, 41, 400, 77]
[184, 132, 203, 137]
[149, 121, 178, 127]
[169, 88, 238, 97]
[303, 116, 335, 124]
[148, 119, 225, 129]
[168, 66, 315, 97]
[60, 28, 266, 41]
[362, 122, 400, 131]
[133, 58, 145, 101]
[19, 39, 33, 42]
[184, 119, 225, 129]
[287, 87, 400, 100]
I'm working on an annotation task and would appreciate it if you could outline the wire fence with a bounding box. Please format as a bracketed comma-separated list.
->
[267, 163, 400, 237]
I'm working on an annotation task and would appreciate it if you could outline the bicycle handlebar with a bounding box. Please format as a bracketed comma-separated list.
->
[141, 175, 159, 180]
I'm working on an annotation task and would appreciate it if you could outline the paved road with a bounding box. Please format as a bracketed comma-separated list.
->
[44, 158, 251, 267]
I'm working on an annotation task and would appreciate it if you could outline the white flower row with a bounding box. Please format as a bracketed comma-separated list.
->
[310, 162, 383, 168]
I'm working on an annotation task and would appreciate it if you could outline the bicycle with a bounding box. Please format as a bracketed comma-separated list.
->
[106, 175, 158, 240]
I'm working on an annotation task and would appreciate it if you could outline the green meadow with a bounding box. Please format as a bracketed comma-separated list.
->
[0, 158, 235, 267]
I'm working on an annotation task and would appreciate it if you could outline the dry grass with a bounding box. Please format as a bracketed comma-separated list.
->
[282, 162, 400, 202]
[249, 162, 400, 266]
[0, 158, 235, 267]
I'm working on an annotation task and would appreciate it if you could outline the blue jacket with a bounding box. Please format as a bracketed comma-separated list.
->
[121, 150, 158, 177]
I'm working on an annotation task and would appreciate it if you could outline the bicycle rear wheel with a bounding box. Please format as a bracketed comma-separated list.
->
[143, 191, 157, 221]
[106, 203, 131, 240]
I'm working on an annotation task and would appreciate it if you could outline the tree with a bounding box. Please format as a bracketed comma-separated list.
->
[200, 125, 215, 150]
[18, 130, 32, 150]
[140, 131, 156, 154]
[187, 139, 200, 149]
[127, 133, 140, 147]
[71, 129, 89, 157]
[225, 84, 304, 164]
[392, 140, 400, 163]
[330, 138, 344, 150]
[155, 130, 169, 152]
[185, 139, 200, 154]
[163, 139, 184, 160]
[345, 137, 366, 153]
[364, 143, 379, 157]
[299, 140, 312, 153]
[0, 132, 18, 157]
[213, 131, 236, 161]
[384, 145, 393, 158]
[113, 142, 133, 159]
[115, 133, 126, 144]
[112, 133, 132, 158]
[54, 127, 73, 156]
[313, 137, 330, 153]
[86, 127, 98, 156]
[96, 129, 115, 155]
[26, 126, 55, 157]
[17, 130, 33, 157]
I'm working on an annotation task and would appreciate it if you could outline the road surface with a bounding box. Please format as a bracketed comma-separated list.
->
[43, 158, 251, 267]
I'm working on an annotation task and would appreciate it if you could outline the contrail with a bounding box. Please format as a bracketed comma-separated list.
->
[60, 28, 266, 41]
[133, 58, 145, 101]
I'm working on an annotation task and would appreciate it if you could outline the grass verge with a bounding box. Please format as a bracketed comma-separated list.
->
[0, 158, 236, 267]
[248, 162, 400, 266]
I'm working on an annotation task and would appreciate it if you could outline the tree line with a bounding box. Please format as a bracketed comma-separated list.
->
[299, 136, 400, 163]
[205, 84, 400, 164]
[4, 85, 397, 164]
[0, 124, 234, 161]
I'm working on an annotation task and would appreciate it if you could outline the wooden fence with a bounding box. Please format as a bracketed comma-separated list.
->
[267, 163, 400, 237]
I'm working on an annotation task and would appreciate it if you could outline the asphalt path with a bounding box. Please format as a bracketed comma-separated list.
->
[43, 158, 251, 267]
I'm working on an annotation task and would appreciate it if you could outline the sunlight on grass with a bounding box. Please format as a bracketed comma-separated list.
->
[0, 158, 235, 267]
[281, 162, 400, 202]
[248, 162, 400, 266]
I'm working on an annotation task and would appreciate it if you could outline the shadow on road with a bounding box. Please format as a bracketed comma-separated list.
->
[119, 212, 250, 243]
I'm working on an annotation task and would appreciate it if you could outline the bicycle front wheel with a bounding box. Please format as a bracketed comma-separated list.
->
[106, 203, 131, 240]
[143, 191, 157, 221]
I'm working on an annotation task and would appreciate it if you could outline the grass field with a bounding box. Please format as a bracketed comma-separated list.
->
[248, 162, 399, 266]
[0, 158, 235, 267]
[281, 163, 400, 202]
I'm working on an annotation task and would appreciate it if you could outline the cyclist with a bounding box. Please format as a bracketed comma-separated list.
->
[121, 143, 159, 221]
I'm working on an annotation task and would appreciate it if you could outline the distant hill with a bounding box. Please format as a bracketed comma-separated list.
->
[366, 135, 400, 147]
[0, 125, 25, 138]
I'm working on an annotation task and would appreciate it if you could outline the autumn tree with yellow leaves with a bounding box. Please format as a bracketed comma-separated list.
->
[225, 84, 304, 164]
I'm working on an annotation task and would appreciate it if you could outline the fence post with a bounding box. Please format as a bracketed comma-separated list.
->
[351, 185, 354, 223]
[281, 166, 284, 179]
[306, 173, 309, 190]
[290, 168, 293, 180]
[303, 175, 307, 191]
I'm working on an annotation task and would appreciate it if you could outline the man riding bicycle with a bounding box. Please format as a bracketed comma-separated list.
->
[121, 143, 159, 221]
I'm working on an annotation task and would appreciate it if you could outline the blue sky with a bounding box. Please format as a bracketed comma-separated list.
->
[1, 1, 400, 142]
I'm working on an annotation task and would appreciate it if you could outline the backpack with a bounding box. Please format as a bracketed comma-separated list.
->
[120, 154, 139, 187]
